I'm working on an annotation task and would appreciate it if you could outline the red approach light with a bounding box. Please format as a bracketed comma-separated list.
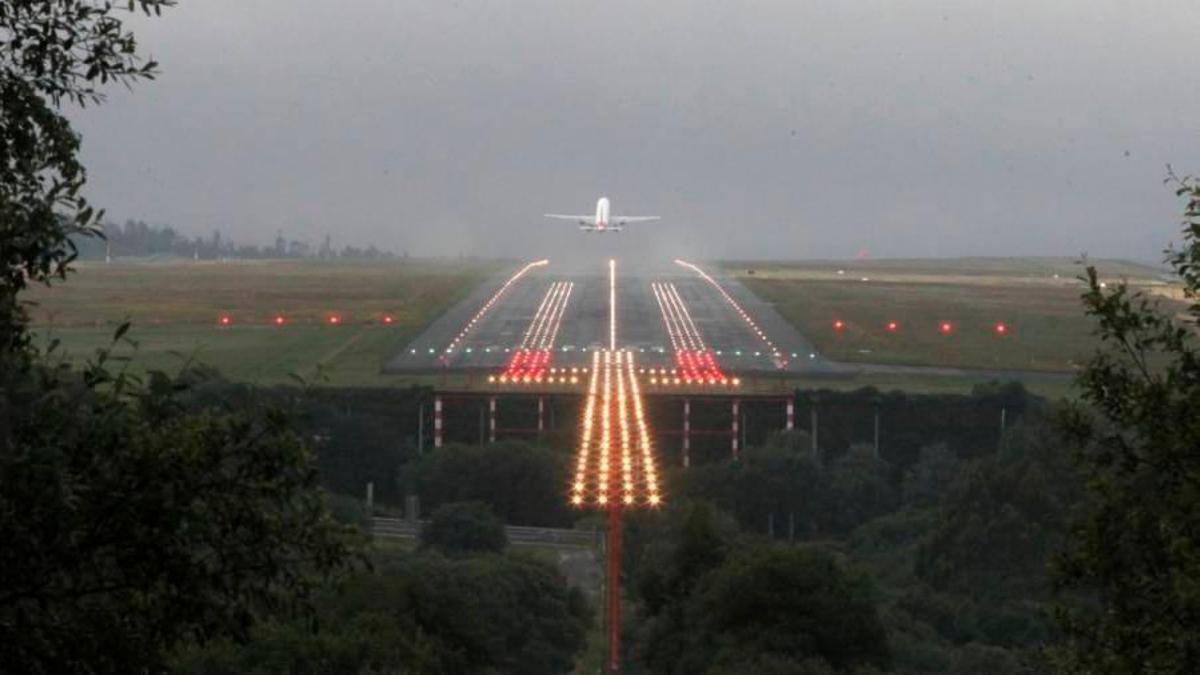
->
[886, 320, 899, 332]
[940, 321, 953, 334]
[995, 322, 1009, 335]
[328, 315, 341, 325]
[274, 315, 286, 326]
[219, 315, 232, 326]
[833, 319, 845, 331]
[382, 315, 395, 325]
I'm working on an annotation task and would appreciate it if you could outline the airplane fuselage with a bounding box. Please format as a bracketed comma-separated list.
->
[591, 197, 611, 231]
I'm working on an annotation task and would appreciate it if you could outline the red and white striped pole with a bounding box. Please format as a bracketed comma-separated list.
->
[433, 396, 443, 449]
[682, 399, 691, 468]
[731, 399, 740, 459]
[538, 397, 545, 435]
[488, 396, 497, 444]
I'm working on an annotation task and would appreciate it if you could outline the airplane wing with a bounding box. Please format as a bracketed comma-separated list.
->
[544, 214, 595, 221]
[614, 216, 661, 224]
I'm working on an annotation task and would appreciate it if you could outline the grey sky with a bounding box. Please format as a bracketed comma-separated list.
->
[70, 0, 1200, 261]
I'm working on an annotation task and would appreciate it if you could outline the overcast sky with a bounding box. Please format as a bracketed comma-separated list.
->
[69, 0, 1200, 261]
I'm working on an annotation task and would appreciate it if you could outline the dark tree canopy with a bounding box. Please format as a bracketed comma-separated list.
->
[689, 546, 891, 672]
[632, 502, 890, 673]
[402, 441, 574, 527]
[1054, 172, 1200, 671]
[175, 552, 591, 675]
[420, 500, 509, 556]
[1, 4, 364, 671]
[0, 353, 363, 672]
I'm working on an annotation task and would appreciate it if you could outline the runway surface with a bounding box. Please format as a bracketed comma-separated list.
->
[384, 259, 835, 376]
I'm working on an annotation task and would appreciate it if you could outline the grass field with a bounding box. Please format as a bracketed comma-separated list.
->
[729, 257, 1178, 374]
[23, 256, 1179, 396]
[24, 259, 500, 386]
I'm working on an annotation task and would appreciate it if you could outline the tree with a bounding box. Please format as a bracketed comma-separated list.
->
[901, 443, 960, 508]
[917, 417, 1077, 602]
[633, 501, 737, 673]
[901, 416, 1077, 650]
[420, 501, 508, 556]
[0, 352, 362, 671]
[1, 0, 173, 354]
[685, 545, 890, 672]
[632, 502, 890, 673]
[1053, 172, 1200, 671]
[402, 441, 574, 527]
[1, 3, 363, 670]
[825, 445, 899, 535]
[174, 552, 592, 675]
[678, 443, 827, 538]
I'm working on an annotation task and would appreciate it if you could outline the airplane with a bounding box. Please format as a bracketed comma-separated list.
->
[544, 197, 660, 232]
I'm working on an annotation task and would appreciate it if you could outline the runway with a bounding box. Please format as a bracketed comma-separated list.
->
[384, 258, 834, 377]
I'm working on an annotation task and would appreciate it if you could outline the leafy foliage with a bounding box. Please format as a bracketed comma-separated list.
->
[1053, 172, 1200, 671]
[402, 441, 574, 527]
[678, 443, 826, 537]
[917, 416, 1078, 602]
[1, 6, 369, 669]
[0, 343, 362, 672]
[676, 439, 898, 539]
[901, 443, 960, 508]
[174, 551, 592, 675]
[420, 501, 508, 556]
[690, 546, 891, 672]
[631, 386, 1078, 671]
[631, 502, 890, 673]
[1, 0, 173, 353]
[825, 445, 900, 534]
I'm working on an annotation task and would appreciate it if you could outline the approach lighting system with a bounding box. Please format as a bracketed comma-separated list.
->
[443, 259, 549, 356]
[495, 281, 575, 384]
[674, 259, 786, 366]
[608, 259, 617, 350]
[649, 281, 732, 387]
[570, 259, 661, 509]
[570, 350, 662, 509]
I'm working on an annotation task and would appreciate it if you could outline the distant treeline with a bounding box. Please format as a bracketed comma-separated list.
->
[73, 220, 400, 261]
